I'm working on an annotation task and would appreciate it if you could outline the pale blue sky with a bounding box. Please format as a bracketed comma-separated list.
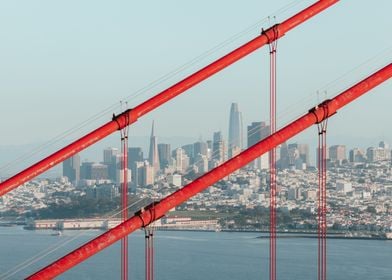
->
[0, 0, 391, 150]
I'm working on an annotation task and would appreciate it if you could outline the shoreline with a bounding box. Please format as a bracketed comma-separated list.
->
[1, 220, 390, 241]
[7, 225, 389, 241]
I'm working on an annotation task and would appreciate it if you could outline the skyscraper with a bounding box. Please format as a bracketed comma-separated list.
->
[182, 144, 195, 163]
[103, 147, 119, 182]
[228, 103, 243, 158]
[103, 147, 119, 165]
[158, 143, 171, 169]
[194, 141, 208, 157]
[80, 162, 108, 180]
[148, 121, 160, 174]
[329, 145, 346, 162]
[287, 143, 309, 169]
[128, 147, 143, 168]
[173, 148, 190, 174]
[247, 122, 270, 169]
[63, 154, 80, 185]
[212, 131, 226, 164]
[128, 147, 143, 186]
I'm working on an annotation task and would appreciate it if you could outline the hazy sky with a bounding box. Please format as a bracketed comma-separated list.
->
[0, 0, 391, 150]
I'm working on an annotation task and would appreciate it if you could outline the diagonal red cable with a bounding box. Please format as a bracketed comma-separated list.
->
[25, 64, 392, 280]
[0, 0, 339, 197]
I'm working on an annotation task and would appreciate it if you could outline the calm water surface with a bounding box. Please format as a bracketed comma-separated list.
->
[0, 226, 391, 279]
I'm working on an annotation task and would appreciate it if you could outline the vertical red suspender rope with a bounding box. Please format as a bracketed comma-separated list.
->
[150, 228, 154, 280]
[144, 202, 155, 280]
[266, 24, 278, 280]
[120, 110, 130, 280]
[317, 105, 328, 280]
[145, 226, 155, 280]
[145, 229, 149, 280]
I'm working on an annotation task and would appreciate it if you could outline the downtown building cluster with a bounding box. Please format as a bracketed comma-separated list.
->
[1, 103, 391, 233]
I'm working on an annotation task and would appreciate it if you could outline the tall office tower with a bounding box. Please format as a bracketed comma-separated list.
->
[297, 143, 310, 166]
[182, 144, 195, 163]
[212, 131, 226, 164]
[366, 146, 391, 162]
[228, 103, 243, 158]
[349, 148, 366, 163]
[247, 122, 270, 169]
[379, 141, 389, 149]
[329, 145, 346, 162]
[128, 147, 143, 168]
[206, 140, 212, 159]
[80, 162, 92, 180]
[194, 141, 208, 157]
[90, 163, 109, 180]
[103, 147, 119, 165]
[286, 143, 309, 169]
[103, 147, 119, 182]
[62, 154, 80, 184]
[206, 140, 212, 150]
[130, 161, 145, 190]
[140, 161, 155, 187]
[158, 143, 171, 169]
[80, 162, 108, 180]
[279, 142, 289, 169]
[377, 141, 391, 161]
[148, 121, 160, 174]
[194, 153, 209, 174]
[173, 148, 190, 174]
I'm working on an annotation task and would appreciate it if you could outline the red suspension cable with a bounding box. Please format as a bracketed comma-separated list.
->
[0, 0, 339, 198]
[25, 64, 392, 280]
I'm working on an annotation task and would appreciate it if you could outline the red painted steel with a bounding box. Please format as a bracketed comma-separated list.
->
[0, 0, 339, 197]
[267, 25, 278, 280]
[317, 117, 328, 280]
[26, 64, 392, 280]
[120, 133, 129, 280]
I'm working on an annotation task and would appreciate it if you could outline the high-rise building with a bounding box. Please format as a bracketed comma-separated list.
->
[148, 121, 160, 174]
[194, 153, 209, 174]
[158, 143, 171, 169]
[297, 143, 310, 166]
[286, 143, 309, 169]
[128, 147, 143, 168]
[140, 161, 154, 187]
[103, 147, 119, 182]
[80, 162, 108, 180]
[173, 148, 190, 174]
[366, 145, 391, 162]
[63, 154, 80, 184]
[182, 144, 194, 163]
[212, 131, 226, 164]
[128, 147, 143, 185]
[329, 145, 346, 162]
[194, 141, 208, 157]
[130, 161, 145, 190]
[279, 142, 289, 169]
[287, 143, 300, 168]
[379, 141, 389, 149]
[228, 103, 243, 158]
[349, 148, 366, 163]
[247, 122, 270, 169]
[103, 147, 119, 165]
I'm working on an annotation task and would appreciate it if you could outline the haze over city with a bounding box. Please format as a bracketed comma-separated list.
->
[0, 0, 391, 146]
[0, 1, 391, 279]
